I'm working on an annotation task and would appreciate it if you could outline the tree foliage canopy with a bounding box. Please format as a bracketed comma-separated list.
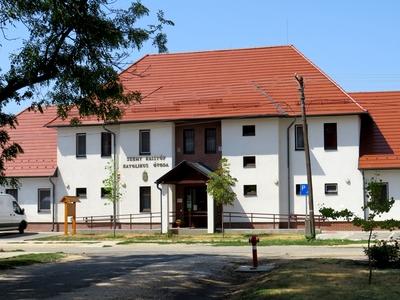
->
[0, 0, 173, 184]
[207, 158, 237, 207]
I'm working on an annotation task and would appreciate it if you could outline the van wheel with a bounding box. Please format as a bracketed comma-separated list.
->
[19, 221, 27, 234]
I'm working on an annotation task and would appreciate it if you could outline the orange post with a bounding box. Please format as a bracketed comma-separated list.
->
[61, 196, 80, 236]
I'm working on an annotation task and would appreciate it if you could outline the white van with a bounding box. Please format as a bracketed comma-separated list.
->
[0, 194, 27, 234]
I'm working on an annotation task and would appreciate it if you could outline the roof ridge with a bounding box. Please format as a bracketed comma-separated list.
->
[144, 44, 293, 57]
[290, 45, 367, 113]
[349, 90, 400, 94]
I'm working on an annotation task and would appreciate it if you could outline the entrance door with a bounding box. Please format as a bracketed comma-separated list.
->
[184, 186, 207, 228]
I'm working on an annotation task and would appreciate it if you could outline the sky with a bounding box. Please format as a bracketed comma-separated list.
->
[2, 0, 400, 114]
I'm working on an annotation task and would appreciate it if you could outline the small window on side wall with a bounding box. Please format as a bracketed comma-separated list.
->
[324, 123, 337, 150]
[38, 188, 51, 213]
[76, 188, 87, 198]
[375, 182, 389, 204]
[295, 125, 304, 150]
[243, 156, 256, 168]
[76, 133, 86, 157]
[325, 183, 338, 195]
[242, 125, 255, 136]
[244, 185, 257, 196]
[139, 130, 151, 155]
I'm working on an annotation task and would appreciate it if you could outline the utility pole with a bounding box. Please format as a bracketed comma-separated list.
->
[295, 74, 316, 239]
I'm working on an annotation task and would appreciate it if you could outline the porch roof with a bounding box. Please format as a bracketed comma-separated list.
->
[155, 161, 213, 185]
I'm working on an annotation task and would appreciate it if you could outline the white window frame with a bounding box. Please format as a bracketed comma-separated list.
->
[139, 129, 151, 155]
[325, 183, 338, 195]
[76, 133, 87, 158]
[243, 185, 257, 196]
[140, 186, 151, 212]
[295, 124, 304, 150]
[38, 188, 51, 213]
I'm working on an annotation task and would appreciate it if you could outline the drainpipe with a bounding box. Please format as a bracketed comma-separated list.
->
[286, 118, 297, 228]
[156, 183, 163, 234]
[362, 170, 368, 220]
[102, 125, 117, 232]
[49, 176, 56, 231]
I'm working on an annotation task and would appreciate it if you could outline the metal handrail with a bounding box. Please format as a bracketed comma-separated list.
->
[76, 211, 326, 230]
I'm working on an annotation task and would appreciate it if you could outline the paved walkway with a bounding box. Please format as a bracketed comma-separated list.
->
[317, 230, 400, 240]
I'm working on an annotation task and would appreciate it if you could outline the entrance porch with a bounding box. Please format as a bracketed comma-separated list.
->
[156, 161, 215, 233]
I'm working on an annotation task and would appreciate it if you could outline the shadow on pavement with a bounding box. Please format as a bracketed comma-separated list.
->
[0, 253, 248, 299]
[0, 232, 38, 239]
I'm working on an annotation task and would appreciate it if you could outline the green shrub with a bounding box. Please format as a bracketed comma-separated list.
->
[365, 239, 400, 268]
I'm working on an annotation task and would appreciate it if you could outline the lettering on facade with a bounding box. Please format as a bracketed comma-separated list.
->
[123, 155, 169, 169]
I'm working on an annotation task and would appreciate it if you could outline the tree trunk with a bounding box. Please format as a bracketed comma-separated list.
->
[368, 229, 373, 284]
[221, 205, 224, 238]
[113, 201, 116, 238]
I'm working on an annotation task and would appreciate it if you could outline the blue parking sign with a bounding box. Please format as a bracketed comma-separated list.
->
[300, 184, 309, 196]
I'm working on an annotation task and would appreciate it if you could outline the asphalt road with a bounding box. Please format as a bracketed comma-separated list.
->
[0, 252, 245, 300]
[0, 232, 367, 299]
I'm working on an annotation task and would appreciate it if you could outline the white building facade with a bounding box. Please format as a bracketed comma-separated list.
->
[3, 46, 400, 232]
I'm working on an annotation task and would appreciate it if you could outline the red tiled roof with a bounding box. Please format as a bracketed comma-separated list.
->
[5, 107, 58, 177]
[47, 45, 365, 127]
[350, 91, 400, 170]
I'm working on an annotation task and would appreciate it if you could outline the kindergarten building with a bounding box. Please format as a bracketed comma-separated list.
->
[2, 45, 400, 232]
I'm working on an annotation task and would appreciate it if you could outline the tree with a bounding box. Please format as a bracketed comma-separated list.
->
[320, 177, 400, 284]
[206, 158, 237, 236]
[103, 159, 125, 237]
[0, 0, 173, 185]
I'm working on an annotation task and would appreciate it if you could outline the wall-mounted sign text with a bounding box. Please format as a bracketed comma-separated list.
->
[123, 155, 169, 169]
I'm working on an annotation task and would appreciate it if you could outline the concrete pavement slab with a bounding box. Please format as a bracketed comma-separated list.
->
[317, 230, 400, 241]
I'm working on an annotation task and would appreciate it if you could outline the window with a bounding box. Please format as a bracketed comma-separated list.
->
[325, 183, 338, 195]
[38, 189, 51, 213]
[295, 125, 304, 150]
[76, 188, 87, 198]
[140, 186, 151, 212]
[5, 188, 18, 202]
[139, 130, 151, 155]
[242, 125, 255, 136]
[295, 184, 301, 195]
[205, 128, 217, 154]
[375, 182, 389, 204]
[76, 133, 86, 157]
[324, 123, 337, 150]
[243, 156, 256, 168]
[183, 129, 195, 154]
[101, 132, 112, 157]
[244, 185, 257, 196]
[101, 187, 111, 198]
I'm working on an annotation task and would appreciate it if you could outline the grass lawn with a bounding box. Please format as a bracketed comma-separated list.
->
[0, 253, 66, 270]
[232, 259, 400, 300]
[34, 233, 366, 246]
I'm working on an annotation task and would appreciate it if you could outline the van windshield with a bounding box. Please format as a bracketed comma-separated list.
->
[13, 201, 23, 215]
